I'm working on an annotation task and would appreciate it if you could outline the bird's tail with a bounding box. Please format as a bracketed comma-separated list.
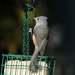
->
[29, 47, 39, 71]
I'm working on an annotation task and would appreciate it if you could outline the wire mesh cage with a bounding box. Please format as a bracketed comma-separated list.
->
[0, 54, 56, 75]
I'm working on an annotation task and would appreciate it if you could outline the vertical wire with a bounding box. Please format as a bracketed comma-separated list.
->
[15, 56, 18, 75]
[5, 56, 8, 74]
[1, 54, 4, 75]
[44, 58, 47, 75]
[48, 60, 51, 75]
[20, 56, 22, 75]
[10, 56, 13, 75]
[53, 60, 56, 75]
[38, 58, 41, 75]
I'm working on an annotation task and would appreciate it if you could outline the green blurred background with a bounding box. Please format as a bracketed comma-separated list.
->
[0, 0, 75, 75]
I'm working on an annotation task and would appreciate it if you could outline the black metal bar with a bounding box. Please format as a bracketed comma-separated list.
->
[15, 0, 38, 12]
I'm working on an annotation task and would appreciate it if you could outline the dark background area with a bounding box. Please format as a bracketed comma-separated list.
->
[0, 0, 75, 75]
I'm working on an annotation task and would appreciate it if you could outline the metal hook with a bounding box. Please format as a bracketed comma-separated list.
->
[15, 0, 38, 12]
[30, 5, 37, 17]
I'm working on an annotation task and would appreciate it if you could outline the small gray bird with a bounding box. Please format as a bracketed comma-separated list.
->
[29, 16, 49, 71]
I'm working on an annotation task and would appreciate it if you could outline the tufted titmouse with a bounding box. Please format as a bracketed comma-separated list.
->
[29, 16, 49, 71]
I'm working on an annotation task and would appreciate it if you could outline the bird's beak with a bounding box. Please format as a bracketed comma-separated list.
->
[33, 17, 36, 27]
[33, 17, 36, 20]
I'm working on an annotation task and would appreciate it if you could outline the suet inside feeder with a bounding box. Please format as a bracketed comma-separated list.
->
[1, 54, 56, 75]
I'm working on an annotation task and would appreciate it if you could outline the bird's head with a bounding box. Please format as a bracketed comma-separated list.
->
[33, 16, 48, 25]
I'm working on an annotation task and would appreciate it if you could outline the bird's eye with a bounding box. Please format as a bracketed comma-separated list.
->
[37, 18, 39, 20]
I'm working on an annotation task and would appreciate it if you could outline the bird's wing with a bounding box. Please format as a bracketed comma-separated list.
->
[33, 34, 38, 47]
[39, 38, 48, 56]
[33, 25, 46, 46]
[33, 25, 49, 56]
